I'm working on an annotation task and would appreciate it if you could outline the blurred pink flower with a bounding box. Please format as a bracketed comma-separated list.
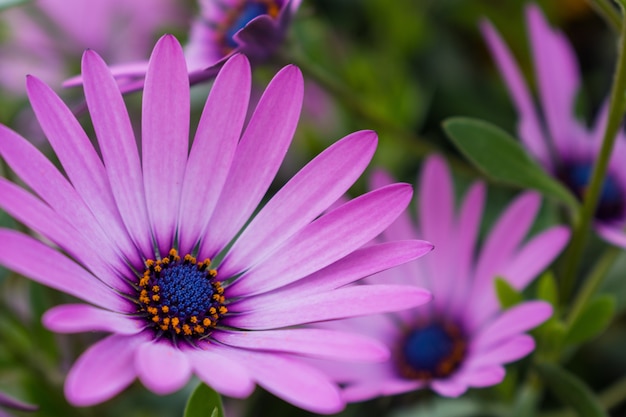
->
[482, 4, 626, 248]
[315, 155, 569, 400]
[0, 0, 185, 94]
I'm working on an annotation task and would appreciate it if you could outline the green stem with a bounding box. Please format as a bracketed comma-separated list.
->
[560, 8, 626, 302]
[566, 246, 621, 327]
[588, 0, 622, 33]
[286, 51, 478, 177]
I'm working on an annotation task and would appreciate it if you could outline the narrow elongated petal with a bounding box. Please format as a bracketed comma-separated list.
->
[82, 49, 153, 257]
[214, 328, 389, 362]
[460, 366, 506, 388]
[527, 4, 581, 150]
[0, 178, 126, 289]
[184, 345, 255, 398]
[135, 342, 192, 394]
[226, 285, 431, 330]
[0, 229, 128, 311]
[43, 304, 143, 335]
[220, 130, 378, 276]
[142, 35, 190, 253]
[472, 301, 552, 350]
[418, 155, 455, 307]
[221, 349, 344, 415]
[177, 54, 251, 254]
[229, 240, 433, 312]
[466, 335, 535, 369]
[480, 20, 552, 168]
[65, 335, 142, 406]
[227, 183, 414, 297]
[26, 76, 137, 259]
[0, 126, 128, 270]
[200, 65, 303, 256]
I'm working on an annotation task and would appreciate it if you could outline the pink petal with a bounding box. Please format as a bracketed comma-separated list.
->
[343, 378, 423, 402]
[200, 64, 303, 257]
[418, 155, 455, 307]
[472, 192, 541, 300]
[0, 179, 125, 289]
[0, 229, 128, 311]
[0, 126, 129, 271]
[227, 183, 414, 297]
[447, 182, 485, 318]
[183, 344, 255, 398]
[430, 378, 468, 397]
[220, 130, 378, 276]
[230, 240, 433, 312]
[142, 35, 190, 253]
[220, 349, 344, 414]
[370, 169, 417, 242]
[480, 20, 552, 168]
[226, 285, 431, 330]
[459, 365, 506, 388]
[527, 4, 581, 153]
[473, 301, 552, 351]
[81, 49, 153, 258]
[177, 54, 251, 254]
[500, 226, 570, 289]
[65, 334, 142, 406]
[43, 304, 143, 335]
[595, 223, 626, 248]
[135, 341, 192, 395]
[214, 328, 389, 362]
[466, 334, 535, 369]
[26, 76, 137, 259]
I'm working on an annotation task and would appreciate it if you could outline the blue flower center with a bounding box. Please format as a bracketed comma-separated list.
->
[221, 1, 281, 50]
[398, 321, 466, 380]
[137, 249, 227, 341]
[559, 162, 625, 222]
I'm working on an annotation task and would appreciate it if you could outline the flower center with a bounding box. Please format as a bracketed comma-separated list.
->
[137, 249, 227, 341]
[559, 162, 625, 222]
[397, 321, 466, 380]
[220, 0, 281, 50]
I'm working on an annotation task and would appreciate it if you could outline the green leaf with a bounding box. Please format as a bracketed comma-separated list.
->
[537, 271, 559, 307]
[495, 277, 523, 309]
[565, 295, 616, 345]
[184, 383, 224, 417]
[536, 362, 608, 417]
[443, 117, 579, 210]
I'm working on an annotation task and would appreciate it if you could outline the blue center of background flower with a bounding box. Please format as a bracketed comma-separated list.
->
[137, 250, 227, 340]
[399, 321, 466, 379]
[225, 3, 269, 48]
[560, 163, 625, 222]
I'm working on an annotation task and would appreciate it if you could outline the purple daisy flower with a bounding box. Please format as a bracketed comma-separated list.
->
[481, 4, 626, 248]
[314, 155, 570, 400]
[0, 35, 433, 414]
[186, 0, 302, 71]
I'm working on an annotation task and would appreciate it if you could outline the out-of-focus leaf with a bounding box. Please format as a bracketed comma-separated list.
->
[184, 383, 224, 417]
[495, 277, 523, 309]
[565, 295, 616, 345]
[537, 271, 559, 307]
[443, 117, 579, 210]
[536, 362, 608, 417]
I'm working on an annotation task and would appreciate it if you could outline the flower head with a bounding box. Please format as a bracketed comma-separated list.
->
[481, 4, 626, 248]
[0, 0, 184, 94]
[186, 0, 302, 71]
[0, 35, 433, 414]
[317, 156, 569, 400]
